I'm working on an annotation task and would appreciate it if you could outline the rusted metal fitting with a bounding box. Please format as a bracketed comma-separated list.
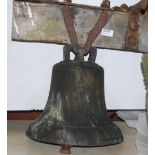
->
[129, 21, 138, 31]
[129, 0, 148, 14]
[123, 0, 143, 51]
[114, 0, 147, 14]
[59, 145, 71, 154]
[127, 36, 137, 46]
[125, 13, 140, 50]
[84, 10, 108, 54]
[61, 1, 79, 54]
[128, 15, 139, 30]
[141, 0, 148, 10]
[101, 0, 110, 8]
[83, 0, 109, 55]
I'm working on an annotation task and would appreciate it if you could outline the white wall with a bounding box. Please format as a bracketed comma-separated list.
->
[8, 0, 146, 110]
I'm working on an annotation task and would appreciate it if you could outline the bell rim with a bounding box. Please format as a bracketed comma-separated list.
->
[26, 132, 123, 147]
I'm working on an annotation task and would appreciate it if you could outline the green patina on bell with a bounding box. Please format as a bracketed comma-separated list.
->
[26, 45, 123, 147]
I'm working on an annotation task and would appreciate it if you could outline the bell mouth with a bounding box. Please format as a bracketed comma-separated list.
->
[26, 121, 123, 147]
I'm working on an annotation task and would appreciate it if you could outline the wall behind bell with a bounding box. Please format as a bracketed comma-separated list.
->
[7, 0, 146, 110]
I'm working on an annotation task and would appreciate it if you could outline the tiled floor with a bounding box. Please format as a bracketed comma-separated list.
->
[8, 121, 137, 155]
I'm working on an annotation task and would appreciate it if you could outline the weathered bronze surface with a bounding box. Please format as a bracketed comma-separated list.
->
[26, 46, 123, 147]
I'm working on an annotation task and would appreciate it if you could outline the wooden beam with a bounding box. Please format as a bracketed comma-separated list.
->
[12, 0, 148, 53]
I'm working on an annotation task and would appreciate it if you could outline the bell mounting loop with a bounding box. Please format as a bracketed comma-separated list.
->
[63, 45, 97, 62]
[63, 44, 75, 61]
[88, 47, 97, 63]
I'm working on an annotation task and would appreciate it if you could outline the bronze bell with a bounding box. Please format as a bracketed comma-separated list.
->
[26, 45, 123, 153]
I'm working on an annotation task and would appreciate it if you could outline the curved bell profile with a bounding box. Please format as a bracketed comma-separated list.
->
[26, 46, 123, 147]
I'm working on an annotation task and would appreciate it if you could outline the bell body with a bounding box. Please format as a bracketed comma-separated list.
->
[26, 60, 123, 146]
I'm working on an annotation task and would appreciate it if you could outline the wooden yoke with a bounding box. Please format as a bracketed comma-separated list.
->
[12, 0, 148, 54]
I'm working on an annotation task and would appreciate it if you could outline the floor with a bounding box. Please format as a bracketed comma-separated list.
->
[8, 121, 137, 155]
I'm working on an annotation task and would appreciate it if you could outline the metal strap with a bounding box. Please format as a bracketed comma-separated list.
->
[61, 1, 79, 54]
[84, 10, 108, 54]
[83, 0, 110, 54]
[124, 12, 140, 51]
